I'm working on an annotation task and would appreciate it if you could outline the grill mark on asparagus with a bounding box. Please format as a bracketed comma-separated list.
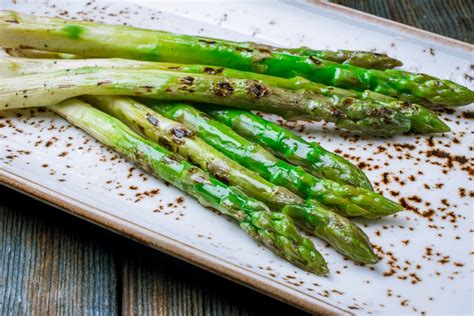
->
[214, 80, 234, 96]
[181, 76, 195, 85]
[309, 55, 322, 65]
[331, 110, 344, 118]
[198, 39, 216, 45]
[97, 80, 112, 86]
[5, 17, 19, 23]
[235, 46, 254, 53]
[146, 113, 159, 127]
[203, 67, 224, 75]
[170, 126, 194, 144]
[343, 98, 355, 106]
[206, 160, 230, 185]
[248, 81, 268, 98]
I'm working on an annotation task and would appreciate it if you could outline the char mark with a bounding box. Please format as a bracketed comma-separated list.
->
[97, 80, 112, 86]
[181, 76, 195, 85]
[203, 67, 224, 75]
[170, 126, 194, 139]
[248, 81, 268, 98]
[214, 81, 234, 97]
[309, 55, 322, 65]
[146, 113, 159, 127]
[198, 39, 216, 45]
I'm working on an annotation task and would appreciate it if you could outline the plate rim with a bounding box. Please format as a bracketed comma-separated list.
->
[1, 1, 472, 314]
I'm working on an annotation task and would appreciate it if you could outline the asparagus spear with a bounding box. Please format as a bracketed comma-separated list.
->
[85, 95, 378, 263]
[1, 10, 471, 106]
[146, 102, 403, 219]
[5, 44, 402, 70]
[0, 67, 413, 135]
[275, 47, 403, 70]
[0, 55, 448, 134]
[200, 40, 402, 69]
[203, 107, 372, 189]
[49, 98, 328, 274]
[0, 10, 403, 71]
[1, 55, 448, 134]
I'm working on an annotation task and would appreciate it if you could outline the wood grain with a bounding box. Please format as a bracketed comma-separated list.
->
[0, 187, 118, 315]
[0, 1, 470, 315]
[120, 241, 307, 316]
[332, 0, 473, 43]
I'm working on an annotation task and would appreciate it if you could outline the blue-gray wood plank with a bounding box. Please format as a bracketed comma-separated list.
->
[0, 187, 118, 315]
[0, 1, 470, 315]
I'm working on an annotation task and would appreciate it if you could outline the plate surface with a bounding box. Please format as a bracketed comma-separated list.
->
[1, 0, 473, 314]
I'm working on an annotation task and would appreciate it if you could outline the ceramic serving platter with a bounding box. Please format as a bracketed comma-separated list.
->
[0, 0, 472, 314]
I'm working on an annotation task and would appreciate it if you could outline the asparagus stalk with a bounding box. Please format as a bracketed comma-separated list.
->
[0, 10, 403, 71]
[1, 11, 471, 106]
[199, 40, 403, 69]
[85, 95, 378, 263]
[49, 98, 328, 274]
[0, 67, 413, 135]
[276, 47, 403, 70]
[0, 55, 448, 134]
[146, 102, 403, 219]
[203, 107, 372, 189]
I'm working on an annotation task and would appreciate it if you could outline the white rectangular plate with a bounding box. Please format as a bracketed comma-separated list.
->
[1, 0, 472, 314]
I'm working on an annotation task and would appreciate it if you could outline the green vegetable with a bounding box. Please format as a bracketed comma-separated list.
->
[0, 66, 413, 136]
[203, 40, 403, 69]
[0, 56, 448, 134]
[50, 98, 328, 275]
[275, 47, 403, 70]
[1, 10, 471, 106]
[85, 95, 378, 263]
[147, 102, 403, 219]
[204, 107, 372, 190]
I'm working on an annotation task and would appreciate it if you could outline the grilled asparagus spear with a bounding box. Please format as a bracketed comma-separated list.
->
[203, 107, 372, 189]
[196, 39, 402, 69]
[0, 55, 448, 134]
[49, 98, 328, 274]
[0, 67, 413, 135]
[85, 95, 378, 263]
[1, 10, 471, 106]
[146, 102, 403, 219]
[276, 47, 403, 69]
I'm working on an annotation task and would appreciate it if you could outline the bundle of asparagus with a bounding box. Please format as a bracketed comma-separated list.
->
[1, 10, 472, 274]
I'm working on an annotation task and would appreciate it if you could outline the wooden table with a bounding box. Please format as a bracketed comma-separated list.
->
[1, 1, 472, 314]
